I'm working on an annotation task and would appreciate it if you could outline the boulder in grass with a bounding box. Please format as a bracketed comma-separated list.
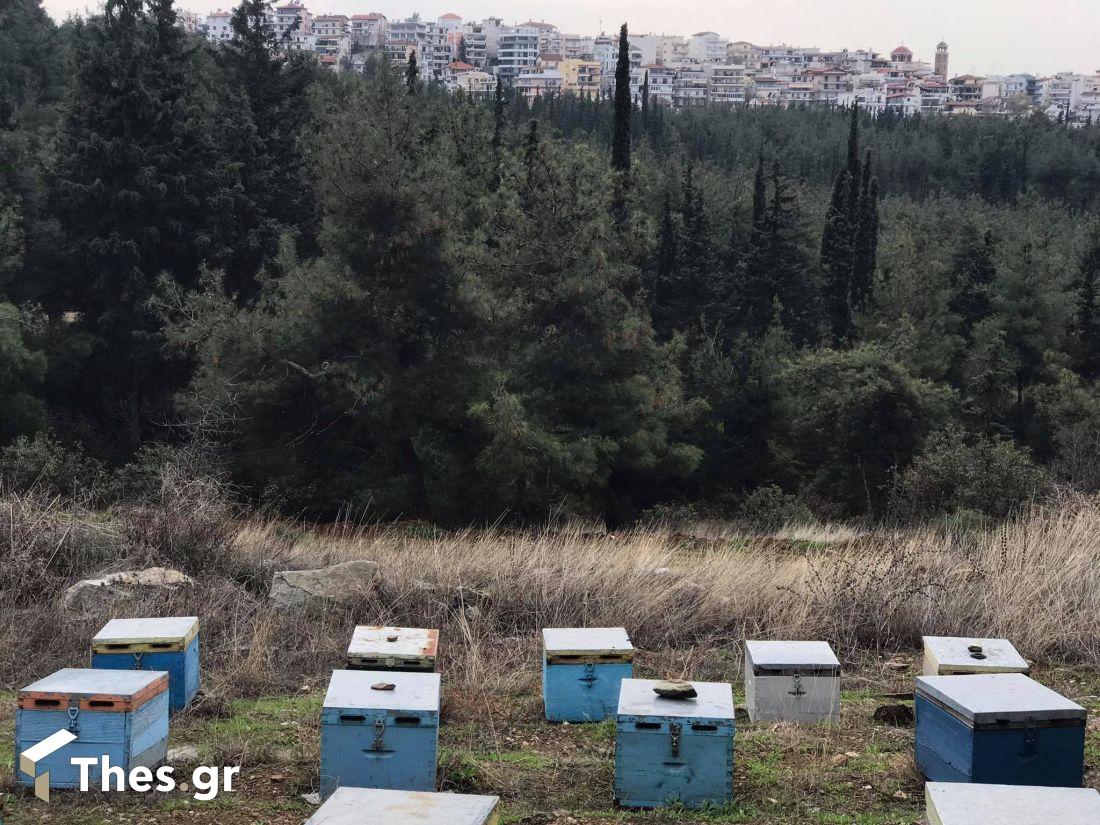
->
[268, 559, 381, 610]
[61, 567, 196, 616]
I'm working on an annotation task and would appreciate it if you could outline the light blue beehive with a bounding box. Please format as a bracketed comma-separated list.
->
[926, 782, 1100, 825]
[614, 678, 735, 809]
[915, 673, 1086, 787]
[320, 669, 440, 798]
[16, 668, 169, 791]
[306, 787, 500, 825]
[542, 627, 634, 723]
[92, 616, 200, 713]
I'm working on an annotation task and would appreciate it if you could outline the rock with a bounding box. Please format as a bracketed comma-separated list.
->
[371, 682, 396, 691]
[653, 680, 697, 699]
[412, 580, 437, 593]
[873, 703, 915, 727]
[830, 753, 850, 766]
[61, 567, 196, 616]
[166, 745, 199, 765]
[301, 792, 322, 805]
[269, 560, 381, 610]
[893, 790, 909, 800]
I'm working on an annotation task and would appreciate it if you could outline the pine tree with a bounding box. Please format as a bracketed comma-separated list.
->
[1074, 232, 1100, 379]
[751, 154, 767, 230]
[491, 78, 505, 152]
[949, 229, 998, 343]
[610, 22, 631, 173]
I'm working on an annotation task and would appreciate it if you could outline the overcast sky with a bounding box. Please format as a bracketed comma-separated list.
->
[41, 0, 1100, 77]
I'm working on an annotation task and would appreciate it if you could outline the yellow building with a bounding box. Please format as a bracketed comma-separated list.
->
[559, 59, 602, 95]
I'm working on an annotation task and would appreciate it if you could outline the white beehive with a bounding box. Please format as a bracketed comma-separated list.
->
[926, 782, 1100, 825]
[922, 636, 1029, 676]
[346, 626, 439, 672]
[307, 787, 500, 824]
[745, 641, 840, 724]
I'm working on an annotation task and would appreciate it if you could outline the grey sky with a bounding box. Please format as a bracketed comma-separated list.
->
[41, 0, 1100, 77]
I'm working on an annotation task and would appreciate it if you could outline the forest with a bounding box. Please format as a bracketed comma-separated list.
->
[2, 0, 1100, 529]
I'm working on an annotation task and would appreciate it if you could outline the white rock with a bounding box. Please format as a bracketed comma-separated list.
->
[269, 560, 381, 610]
[166, 745, 199, 764]
[60, 567, 196, 616]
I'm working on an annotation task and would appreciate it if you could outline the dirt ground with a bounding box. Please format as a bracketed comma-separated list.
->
[1, 652, 1098, 825]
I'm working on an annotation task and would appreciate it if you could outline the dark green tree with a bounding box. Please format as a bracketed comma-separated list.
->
[610, 23, 631, 173]
[1074, 232, 1100, 379]
[405, 51, 420, 92]
[456, 35, 468, 64]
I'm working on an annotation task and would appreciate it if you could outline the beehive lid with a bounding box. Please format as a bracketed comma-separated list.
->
[923, 636, 1028, 674]
[19, 668, 169, 712]
[92, 616, 199, 653]
[306, 787, 500, 824]
[323, 669, 441, 714]
[916, 674, 1085, 726]
[543, 628, 634, 662]
[926, 782, 1100, 825]
[347, 626, 438, 666]
[617, 678, 735, 721]
[746, 640, 840, 674]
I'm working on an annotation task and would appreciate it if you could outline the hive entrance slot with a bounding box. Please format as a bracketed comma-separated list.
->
[339, 714, 367, 723]
[635, 722, 661, 730]
[394, 716, 421, 726]
[691, 723, 717, 732]
[88, 700, 115, 709]
[34, 699, 61, 707]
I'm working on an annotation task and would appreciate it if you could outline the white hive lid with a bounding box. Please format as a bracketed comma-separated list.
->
[94, 617, 199, 645]
[21, 668, 167, 699]
[306, 787, 500, 825]
[746, 640, 840, 669]
[323, 669, 441, 713]
[926, 782, 1100, 825]
[617, 678, 735, 721]
[916, 673, 1085, 724]
[543, 627, 634, 655]
[348, 626, 438, 659]
[923, 636, 1028, 672]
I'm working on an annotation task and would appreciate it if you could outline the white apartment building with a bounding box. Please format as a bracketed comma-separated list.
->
[312, 14, 347, 39]
[707, 63, 748, 104]
[204, 9, 233, 42]
[273, 2, 310, 40]
[436, 12, 462, 34]
[515, 69, 563, 98]
[593, 34, 643, 89]
[674, 65, 709, 106]
[350, 13, 386, 49]
[562, 33, 595, 60]
[453, 69, 496, 98]
[461, 18, 507, 67]
[688, 31, 728, 64]
[519, 20, 562, 56]
[496, 28, 541, 81]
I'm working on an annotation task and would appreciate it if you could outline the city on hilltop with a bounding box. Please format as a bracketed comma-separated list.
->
[180, 5, 1100, 121]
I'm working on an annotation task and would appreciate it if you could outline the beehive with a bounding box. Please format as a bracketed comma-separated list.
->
[542, 628, 634, 723]
[306, 787, 500, 825]
[347, 626, 439, 673]
[926, 782, 1100, 825]
[922, 636, 1029, 676]
[614, 678, 735, 809]
[744, 640, 840, 724]
[915, 673, 1086, 786]
[320, 669, 440, 797]
[16, 668, 169, 791]
[92, 616, 200, 713]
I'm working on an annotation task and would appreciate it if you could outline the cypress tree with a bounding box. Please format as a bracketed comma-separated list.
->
[641, 70, 650, 126]
[456, 35, 468, 64]
[610, 22, 631, 173]
[1075, 232, 1100, 379]
[821, 167, 854, 344]
[491, 78, 505, 152]
[751, 155, 767, 230]
[850, 152, 878, 312]
[406, 51, 420, 92]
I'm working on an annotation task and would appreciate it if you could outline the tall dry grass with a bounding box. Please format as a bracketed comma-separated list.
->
[2, 483, 1099, 701]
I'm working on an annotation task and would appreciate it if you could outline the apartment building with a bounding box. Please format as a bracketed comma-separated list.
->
[350, 13, 386, 49]
[204, 9, 233, 42]
[496, 28, 540, 82]
[707, 64, 748, 104]
[515, 69, 563, 99]
[560, 59, 601, 94]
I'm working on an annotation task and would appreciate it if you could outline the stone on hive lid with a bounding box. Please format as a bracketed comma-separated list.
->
[915, 673, 1085, 726]
[652, 680, 697, 699]
[925, 782, 1100, 825]
[922, 636, 1028, 675]
[323, 669, 440, 714]
[306, 787, 499, 824]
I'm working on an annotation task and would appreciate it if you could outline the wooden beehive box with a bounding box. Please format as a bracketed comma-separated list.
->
[542, 627, 634, 723]
[922, 636, 1029, 676]
[926, 782, 1100, 824]
[915, 673, 1086, 787]
[16, 668, 169, 791]
[614, 678, 735, 809]
[306, 787, 500, 824]
[347, 626, 439, 673]
[320, 669, 441, 797]
[92, 616, 200, 713]
[744, 640, 840, 724]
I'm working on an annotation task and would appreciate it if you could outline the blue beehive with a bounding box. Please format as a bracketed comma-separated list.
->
[320, 669, 440, 798]
[92, 617, 200, 713]
[915, 673, 1086, 787]
[16, 668, 169, 793]
[614, 678, 735, 809]
[542, 627, 634, 723]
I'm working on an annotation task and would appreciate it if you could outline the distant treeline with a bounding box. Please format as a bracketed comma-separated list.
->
[2, 2, 1099, 528]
